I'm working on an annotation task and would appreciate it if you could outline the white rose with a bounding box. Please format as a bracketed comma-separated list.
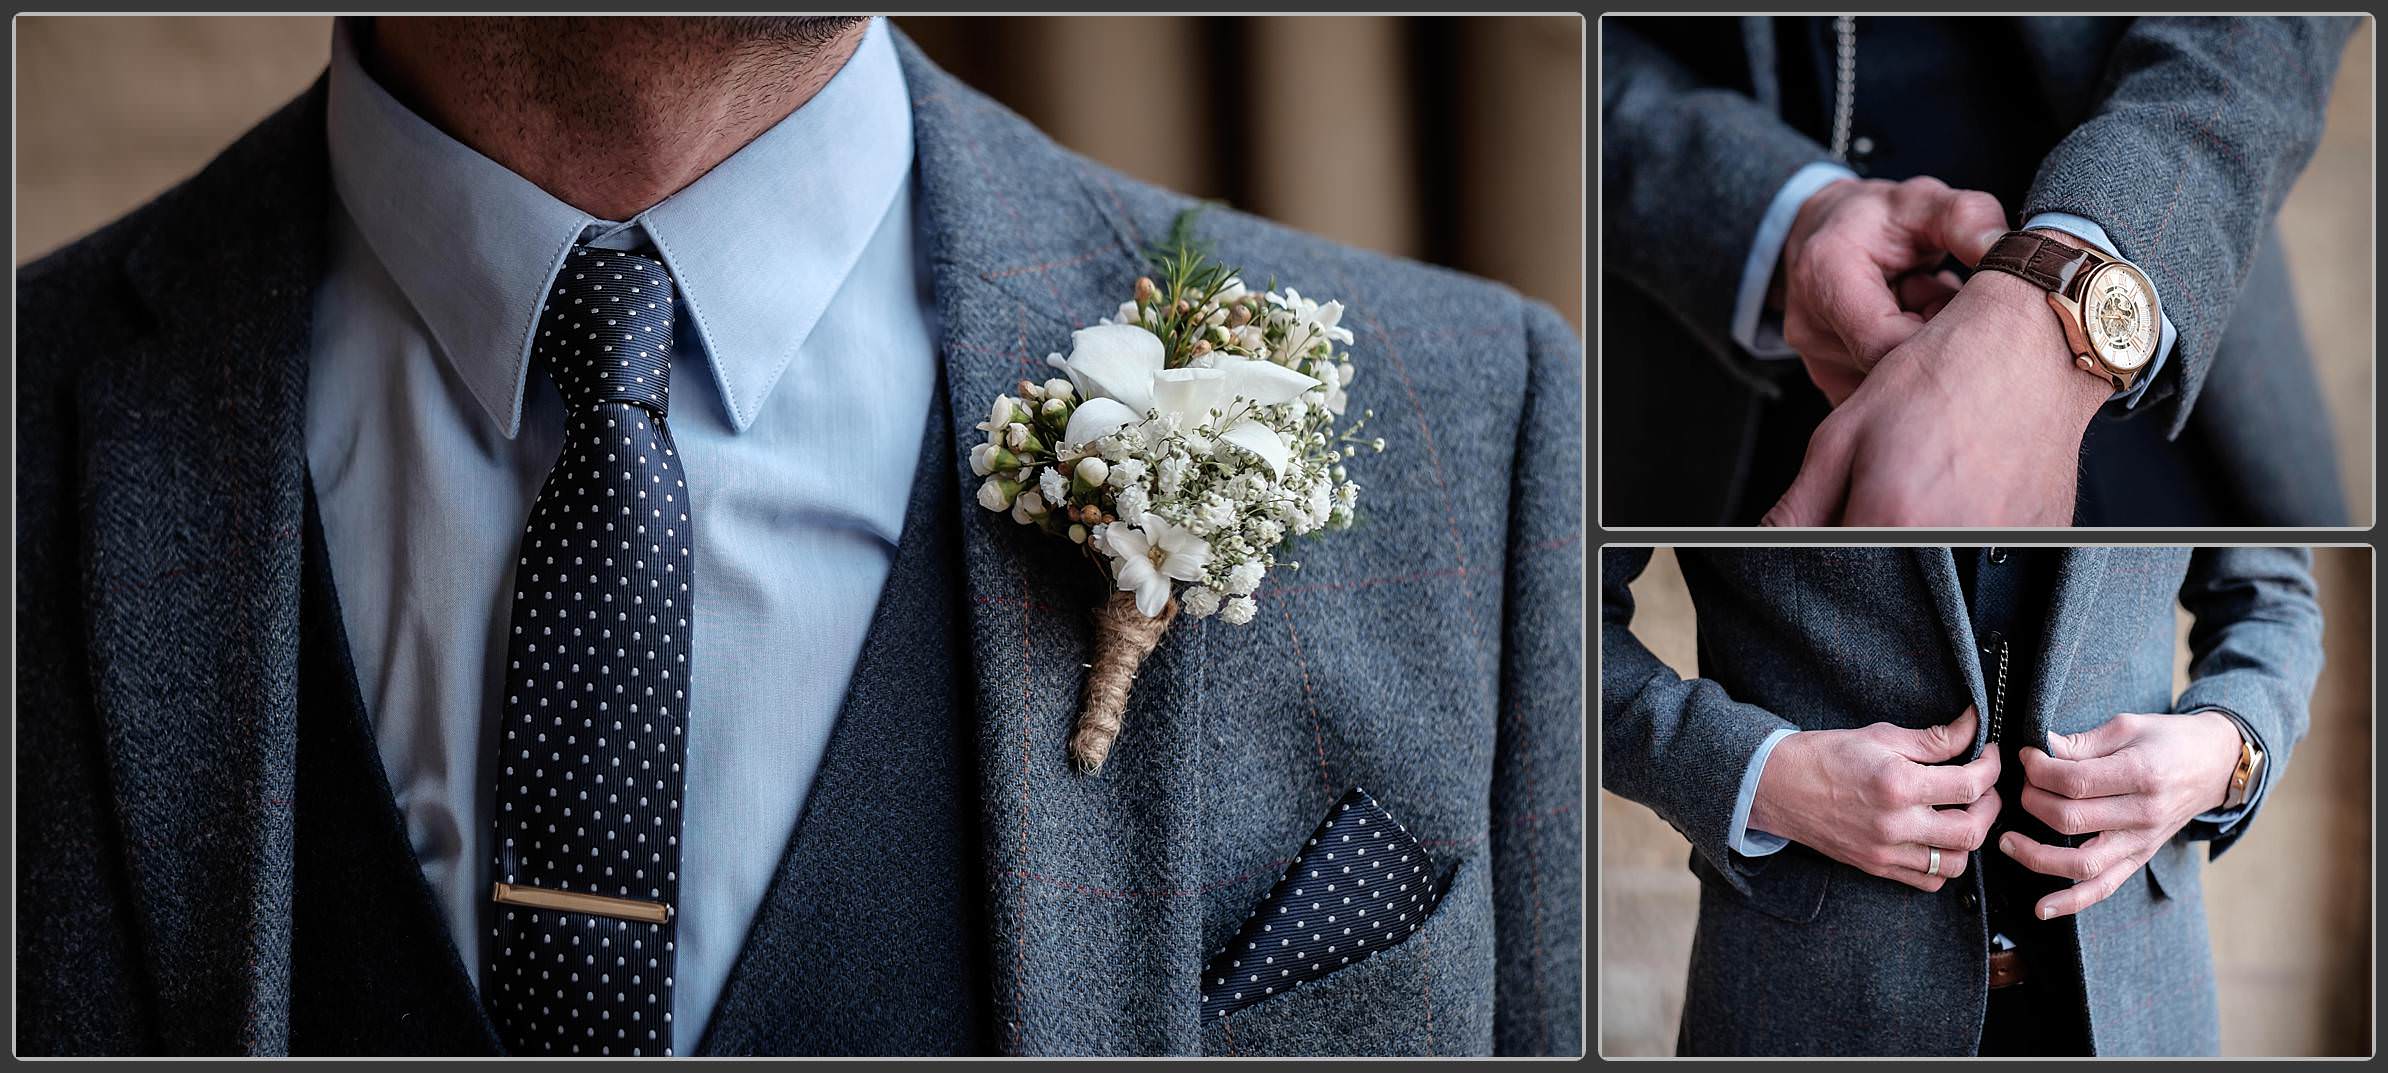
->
[976, 477, 1016, 512]
[1075, 456, 1109, 488]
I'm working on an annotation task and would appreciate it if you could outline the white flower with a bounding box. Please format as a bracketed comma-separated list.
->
[1075, 457, 1109, 488]
[969, 442, 997, 477]
[981, 395, 1021, 432]
[976, 477, 1016, 512]
[1219, 595, 1257, 625]
[1156, 454, 1189, 496]
[1106, 458, 1147, 489]
[1044, 378, 1075, 401]
[1193, 496, 1237, 534]
[1010, 490, 1047, 525]
[1104, 513, 1213, 618]
[1180, 585, 1222, 618]
[1051, 322, 1318, 473]
[1224, 561, 1265, 597]
[1268, 288, 1354, 364]
[1038, 466, 1069, 507]
[1250, 516, 1284, 546]
[1004, 423, 1031, 450]
[1114, 484, 1151, 522]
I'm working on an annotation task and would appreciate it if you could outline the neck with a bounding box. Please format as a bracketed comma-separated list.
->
[365, 16, 869, 221]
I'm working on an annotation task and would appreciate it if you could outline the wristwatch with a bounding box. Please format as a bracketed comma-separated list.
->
[2220, 718, 2266, 812]
[1974, 229, 2161, 392]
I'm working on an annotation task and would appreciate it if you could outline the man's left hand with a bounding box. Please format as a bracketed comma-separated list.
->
[1998, 711, 2246, 919]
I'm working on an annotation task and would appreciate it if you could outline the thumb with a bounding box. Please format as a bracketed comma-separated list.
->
[1888, 704, 1979, 763]
[1761, 426, 1854, 527]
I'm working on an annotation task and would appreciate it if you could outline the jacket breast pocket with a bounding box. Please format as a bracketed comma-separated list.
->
[1200, 853, 1494, 1056]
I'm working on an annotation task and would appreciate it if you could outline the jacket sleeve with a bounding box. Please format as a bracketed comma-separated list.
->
[1600, 548, 1799, 893]
[1601, 20, 1835, 364]
[1489, 299, 1583, 1056]
[2170, 546, 2324, 860]
[2022, 15, 2359, 435]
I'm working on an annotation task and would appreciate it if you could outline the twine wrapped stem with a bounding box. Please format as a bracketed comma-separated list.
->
[1069, 591, 1179, 773]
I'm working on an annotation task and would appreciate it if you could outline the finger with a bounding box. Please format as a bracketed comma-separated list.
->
[2035, 850, 2149, 919]
[1903, 749, 2000, 806]
[1873, 863, 1951, 894]
[1882, 705, 1979, 765]
[1890, 843, 1970, 882]
[1890, 179, 2009, 267]
[2018, 744, 2146, 800]
[2044, 716, 2137, 761]
[2020, 783, 2145, 836]
[1800, 354, 1865, 407]
[1805, 238, 1926, 369]
[1760, 424, 1854, 527]
[1908, 792, 2001, 852]
[1997, 829, 2141, 883]
[1894, 269, 1964, 320]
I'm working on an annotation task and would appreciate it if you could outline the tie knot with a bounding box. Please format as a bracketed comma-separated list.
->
[537, 246, 677, 415]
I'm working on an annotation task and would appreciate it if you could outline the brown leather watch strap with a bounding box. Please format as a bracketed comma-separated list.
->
[1977, 230, 2097, 297]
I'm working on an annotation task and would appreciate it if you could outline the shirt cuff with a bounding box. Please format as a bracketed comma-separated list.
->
[2021, 211, 2178, 411]
[2189, 709, 2267, 833]
[1729, 727, 1799, 856]
[1732, 162, 1858, 360]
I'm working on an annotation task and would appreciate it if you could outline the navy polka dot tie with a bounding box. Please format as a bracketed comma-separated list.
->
[487, 246, 693, 1056]
[1201, 787, 1444, 1020]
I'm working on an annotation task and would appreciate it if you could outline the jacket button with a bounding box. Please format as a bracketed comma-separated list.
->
[1960, 890, 1980, 910]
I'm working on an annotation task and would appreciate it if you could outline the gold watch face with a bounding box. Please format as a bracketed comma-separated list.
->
[2083, 262, 2159, 373]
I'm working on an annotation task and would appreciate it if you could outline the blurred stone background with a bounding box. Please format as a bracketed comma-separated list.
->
[11, 15, 1583, 337]
[1602, 547, 2373, 1057]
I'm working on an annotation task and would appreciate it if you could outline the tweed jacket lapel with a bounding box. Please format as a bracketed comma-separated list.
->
[1910, 549, 1991, 750]
[896, 35, 1218, 1055]
[76, 83, 331, 1053]
[2028, 547, 2113, 739]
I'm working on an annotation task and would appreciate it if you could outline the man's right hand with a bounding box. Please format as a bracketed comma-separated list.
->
[1746, 706, 2003, 892]
[1778, 176, 2009, 405]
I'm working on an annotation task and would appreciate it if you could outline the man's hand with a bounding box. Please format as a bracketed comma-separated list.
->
[1997, 711, 2244, 919]
[1761, 264, 2112, 526]
[1777, 176, 2008, 405]
[1747, 706, 2003, 892]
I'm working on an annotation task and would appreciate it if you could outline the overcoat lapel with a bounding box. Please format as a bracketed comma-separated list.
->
[897, 36, 1216, 1056]
[76, 83, 331, 1053]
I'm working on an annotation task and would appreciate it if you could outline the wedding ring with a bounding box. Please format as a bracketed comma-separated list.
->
[1927, 848, 1943, 877]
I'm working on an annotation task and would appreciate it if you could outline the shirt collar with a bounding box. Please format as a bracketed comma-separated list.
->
[326, 16, 914, 436]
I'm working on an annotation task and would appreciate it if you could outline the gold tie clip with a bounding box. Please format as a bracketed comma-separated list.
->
[491, 882, 672, 925]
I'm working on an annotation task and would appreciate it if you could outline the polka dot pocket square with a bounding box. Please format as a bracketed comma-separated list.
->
[1201, 786, 1445, 1019]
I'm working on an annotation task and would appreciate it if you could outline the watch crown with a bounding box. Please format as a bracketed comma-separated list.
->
[2074, 355, 2094, 371]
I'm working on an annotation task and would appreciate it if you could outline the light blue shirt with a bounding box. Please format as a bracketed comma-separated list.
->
[305, 18, 935, 1051]
[1728, 161, 2177, 410]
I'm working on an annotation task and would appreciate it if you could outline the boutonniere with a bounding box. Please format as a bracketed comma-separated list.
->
[969, 210, 1382, 773]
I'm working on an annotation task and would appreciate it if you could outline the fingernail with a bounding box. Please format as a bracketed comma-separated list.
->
[2039, 905, 2053, 920]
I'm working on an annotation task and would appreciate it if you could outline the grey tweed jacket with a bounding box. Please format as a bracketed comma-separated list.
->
[13, 33, 1583, 1056]
[1602, 16, 2359, 525]
[1601, 547, 2323, 1056]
